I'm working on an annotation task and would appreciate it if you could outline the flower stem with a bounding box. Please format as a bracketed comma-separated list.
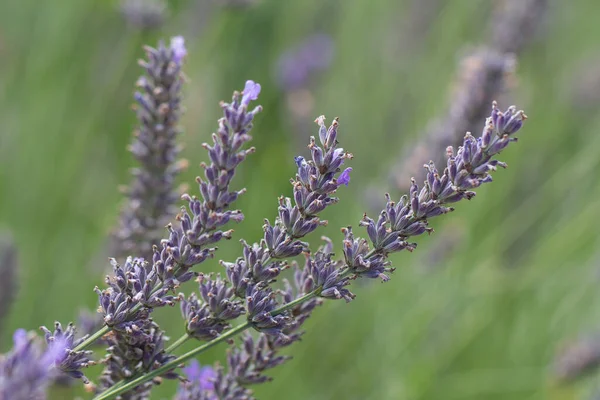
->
[92, 288, 323, 400]
[93, 322, 250, 400]
[165, 333, 191, 353]
[72, 325, 110, 352]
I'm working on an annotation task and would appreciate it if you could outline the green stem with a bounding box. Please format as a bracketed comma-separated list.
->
[165, 333, 191, 354]
[72, 325, 110, 352]
[93, 288, 322, 400]
[93, 322, 251, 400]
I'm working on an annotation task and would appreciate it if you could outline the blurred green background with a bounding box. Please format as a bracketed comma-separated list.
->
[1, 0, 600, 399]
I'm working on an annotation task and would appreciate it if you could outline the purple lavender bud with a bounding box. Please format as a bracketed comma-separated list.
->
[241, 80, 261, 107]
[246, 285, 289, 336]
[337, 167, 352, 186]
[170, 36, 187, 64]
[302, 250, 355, 302]
[179, 275, 245, 341]
[342, 227, 396, 281]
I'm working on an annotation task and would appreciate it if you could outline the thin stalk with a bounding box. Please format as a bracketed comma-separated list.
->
[165, 333, 191, 353]
[93, 322, 251, 400]
[93, 288, 323, 400]
[72, 325, 110, 352]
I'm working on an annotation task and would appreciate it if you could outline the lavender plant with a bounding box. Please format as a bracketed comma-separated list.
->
[0, 35, 528, 400]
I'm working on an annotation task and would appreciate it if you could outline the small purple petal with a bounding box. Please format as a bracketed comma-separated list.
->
[42, 335, 69, 367]
[241, 80, 261, 106]
[183, 359, 216, 391]
[337, 167, 352, 186]
[170, 36, 187, 64]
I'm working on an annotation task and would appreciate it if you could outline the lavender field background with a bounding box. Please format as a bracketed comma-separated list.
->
[1, 0, 600, 399]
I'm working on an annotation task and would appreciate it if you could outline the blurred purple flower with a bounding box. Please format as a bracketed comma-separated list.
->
[183, 360, 216, 392]
[170, 36, 187, 64]
[337, 167, 352, 186]
[175, 360, 217, 400]
[242, 80, 261, 106]
[0, 329, 58, 399]
[276, 34, 334, 91]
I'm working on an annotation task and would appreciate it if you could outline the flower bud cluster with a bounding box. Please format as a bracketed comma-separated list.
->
[114, 36, 188, 260]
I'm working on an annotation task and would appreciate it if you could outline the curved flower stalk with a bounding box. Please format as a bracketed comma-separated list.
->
[112, 36, 188, 261]
[96, 101, 526, 400]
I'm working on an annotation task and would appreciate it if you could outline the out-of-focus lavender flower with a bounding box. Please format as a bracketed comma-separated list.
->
[175, 359, 218, 400]
[0, 231, 17, 340]
[389, 48, 516, 193]
[170, 36, 187, 65]
[119, 0, 168, 30]
[241, 80, 261, 106]
[554, 337, 600, 382]
[0, 329, 66, 400]
[489, 0, 548, 54]
[112, 37, 188, 261]
[40, 322, 95, 383]
[276, 34, 334, 91]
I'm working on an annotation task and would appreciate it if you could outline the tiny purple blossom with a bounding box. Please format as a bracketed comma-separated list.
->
[241, 80, 261, 106]
[170, 36, 187, 64]
[183, 360, 217, 392]
[337, 167, 352, 186]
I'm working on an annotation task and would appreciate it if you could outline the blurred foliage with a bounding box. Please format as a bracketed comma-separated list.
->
[1, 0, 600, 399]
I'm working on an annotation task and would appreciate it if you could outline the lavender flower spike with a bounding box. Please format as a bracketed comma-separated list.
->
[113, 36, 188, 260]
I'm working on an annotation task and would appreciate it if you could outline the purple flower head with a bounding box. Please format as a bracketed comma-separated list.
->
[170, 36, 187, 64]
[0, 329, 54, 399]
[41, 335, 69, 367]
[183, 360, 216, 392]
[276, 34, 334, 90]
[337, 167, 352, 186]
[241, 80, 261, 106]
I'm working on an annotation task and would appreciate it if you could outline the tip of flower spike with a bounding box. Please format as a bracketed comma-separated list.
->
[314, 115, 326, 126]
[170, 36, 187, 64]
[241, 80, 261, 106]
